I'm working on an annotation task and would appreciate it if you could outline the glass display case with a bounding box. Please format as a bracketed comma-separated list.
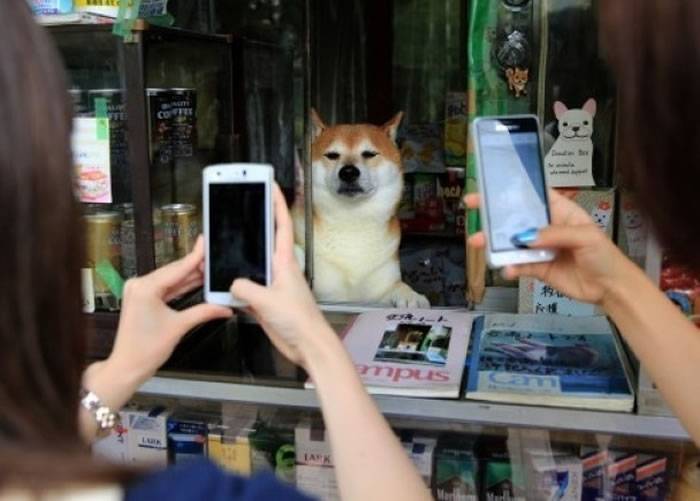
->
[50, 22, 235, 328]
[37, 2, 700, 494]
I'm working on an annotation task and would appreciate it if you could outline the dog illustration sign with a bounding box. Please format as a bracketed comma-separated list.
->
[545, 99, 596, 188]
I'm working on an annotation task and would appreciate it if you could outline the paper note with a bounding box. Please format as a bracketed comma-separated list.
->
[72, 117, 112, 203]
[545, 99, 597, 188]
[533, 280, 595, 317]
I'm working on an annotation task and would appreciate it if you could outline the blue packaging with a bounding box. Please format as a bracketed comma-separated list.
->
[167, 414, 208, 464]
[29, 0, 73, 15]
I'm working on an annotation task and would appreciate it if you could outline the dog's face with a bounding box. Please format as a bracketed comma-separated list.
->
[310, 110, 404, 211]
[554, 99, 596, 141]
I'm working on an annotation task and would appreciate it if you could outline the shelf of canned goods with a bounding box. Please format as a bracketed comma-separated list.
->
[139, 374, 691, 442]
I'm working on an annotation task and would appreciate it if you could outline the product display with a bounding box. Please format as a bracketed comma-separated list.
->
[466, 315, 635, 411]
[307, 309, 473, 398]
[39, 5, 698, 500]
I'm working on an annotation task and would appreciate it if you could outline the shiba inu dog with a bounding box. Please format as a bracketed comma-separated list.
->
[292, 110, 430, 308]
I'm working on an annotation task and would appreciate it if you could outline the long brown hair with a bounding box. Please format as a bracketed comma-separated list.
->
[0, 1, 131, 488]
[599, 1, 700, 273]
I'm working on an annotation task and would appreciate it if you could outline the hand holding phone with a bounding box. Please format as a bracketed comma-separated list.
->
[203, 163, 274, 306]
[472, 115, 556, 268]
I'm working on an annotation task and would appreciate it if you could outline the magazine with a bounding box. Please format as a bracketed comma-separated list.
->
[306, 309, 474, 398]
[465, 314, 634, 411]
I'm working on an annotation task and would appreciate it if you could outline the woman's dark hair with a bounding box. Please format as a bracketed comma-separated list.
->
[599, 1, 700, 273]
[0, 1, 132, 488]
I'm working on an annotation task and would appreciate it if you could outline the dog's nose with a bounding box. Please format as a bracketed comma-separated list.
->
[572, 126, 580, 132]
[339, 165, 360, 183]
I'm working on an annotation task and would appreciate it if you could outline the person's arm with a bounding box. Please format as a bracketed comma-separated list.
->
[602, 258, 700, 445]
[79, 238, 233, 442]
[304, 324, 430, 501]
[232, 185, 431, 501]
[465, 191, 700, 447]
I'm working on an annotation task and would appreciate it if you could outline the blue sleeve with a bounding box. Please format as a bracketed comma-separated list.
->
[125, 460, 316, 501]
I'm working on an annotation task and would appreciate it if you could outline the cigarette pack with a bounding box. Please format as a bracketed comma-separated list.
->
[636, 455, 668, 501]
[295, 422, 339, 501]
[92, 411, 129, 464]
[433, 438, 478, 501]
[207, 425, 252, 476]
[580, 448, 609, 501]
[401, 434, 438, 487]
[167, 412, 208, 465]
[524, 449, 582, 501]
[125, 407, 169, 467]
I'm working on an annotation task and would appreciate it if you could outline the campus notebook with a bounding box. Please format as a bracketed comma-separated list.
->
[306, 309, 474, 398]
[465, 314, 635, 412]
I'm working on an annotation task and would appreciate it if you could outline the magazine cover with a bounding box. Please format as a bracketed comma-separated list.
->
[307, 309, 474, 398]
[465, 314, 634, 411]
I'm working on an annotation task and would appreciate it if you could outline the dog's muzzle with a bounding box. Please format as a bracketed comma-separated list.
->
[337, 165, 365, 196]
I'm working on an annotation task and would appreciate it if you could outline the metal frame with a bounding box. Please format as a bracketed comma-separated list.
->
[139, 375, 691, 442]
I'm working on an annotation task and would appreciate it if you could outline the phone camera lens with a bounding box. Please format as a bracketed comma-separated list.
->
[243, 170, 247, 176]
[217, 172, 221, 176]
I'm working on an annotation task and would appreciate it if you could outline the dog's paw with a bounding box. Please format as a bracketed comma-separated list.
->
[385, 282, 431, 309]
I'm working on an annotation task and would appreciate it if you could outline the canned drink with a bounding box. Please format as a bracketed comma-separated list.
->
[146, 88, 173, 165]
[116, 203, 136, 279]
[88, 89, 129, 202]
[161, 203, 199, 263]
[84, 210, 122, 311]
[170, 88, 197, 158]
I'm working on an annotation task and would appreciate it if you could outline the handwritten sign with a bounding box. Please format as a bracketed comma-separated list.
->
[533, 280, 595, 317]
[545, 99, 597, 188]
[72, 117, 112, 203]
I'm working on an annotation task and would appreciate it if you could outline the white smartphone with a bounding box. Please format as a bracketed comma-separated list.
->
[472, 115, 556, 268]
[203, 163, 274, 307]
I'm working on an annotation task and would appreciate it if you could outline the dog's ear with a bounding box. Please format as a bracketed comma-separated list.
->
[382, 112, 404, 143]
[553, 101, 568, 120]
[582, 98, 597, 118]
[310, 108, 327, 141]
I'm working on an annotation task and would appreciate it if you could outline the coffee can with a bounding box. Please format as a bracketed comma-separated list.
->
[84, 209, 122, 310]
[161, 203, 199, 263]
[170, 88, 197, 158]
[146, 88, 174, 166]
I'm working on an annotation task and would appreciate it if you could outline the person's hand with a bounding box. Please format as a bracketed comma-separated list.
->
[108, 237, 233, 385]
[465, 189, 629, 305]
[231, 184, 330, 370]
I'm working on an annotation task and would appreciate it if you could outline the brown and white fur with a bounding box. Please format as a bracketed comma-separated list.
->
[292, 110, 430, 308]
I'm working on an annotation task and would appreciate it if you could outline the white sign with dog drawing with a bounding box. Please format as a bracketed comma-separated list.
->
[545, 99, 596, 187]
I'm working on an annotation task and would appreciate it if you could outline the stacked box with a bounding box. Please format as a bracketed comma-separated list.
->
[295, 422, 339, 501]
[248, 417, 295, 484]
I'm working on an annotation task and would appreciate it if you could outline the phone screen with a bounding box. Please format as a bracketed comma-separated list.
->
[209, 183, 266, 292]
[476, 118, 549, 252]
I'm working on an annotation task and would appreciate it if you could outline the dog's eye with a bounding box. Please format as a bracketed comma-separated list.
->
[324, 152, 340, 161]
[563, 122, 569, 127]
[583, 120, 589, 126]
[362, 151, 378, 159]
